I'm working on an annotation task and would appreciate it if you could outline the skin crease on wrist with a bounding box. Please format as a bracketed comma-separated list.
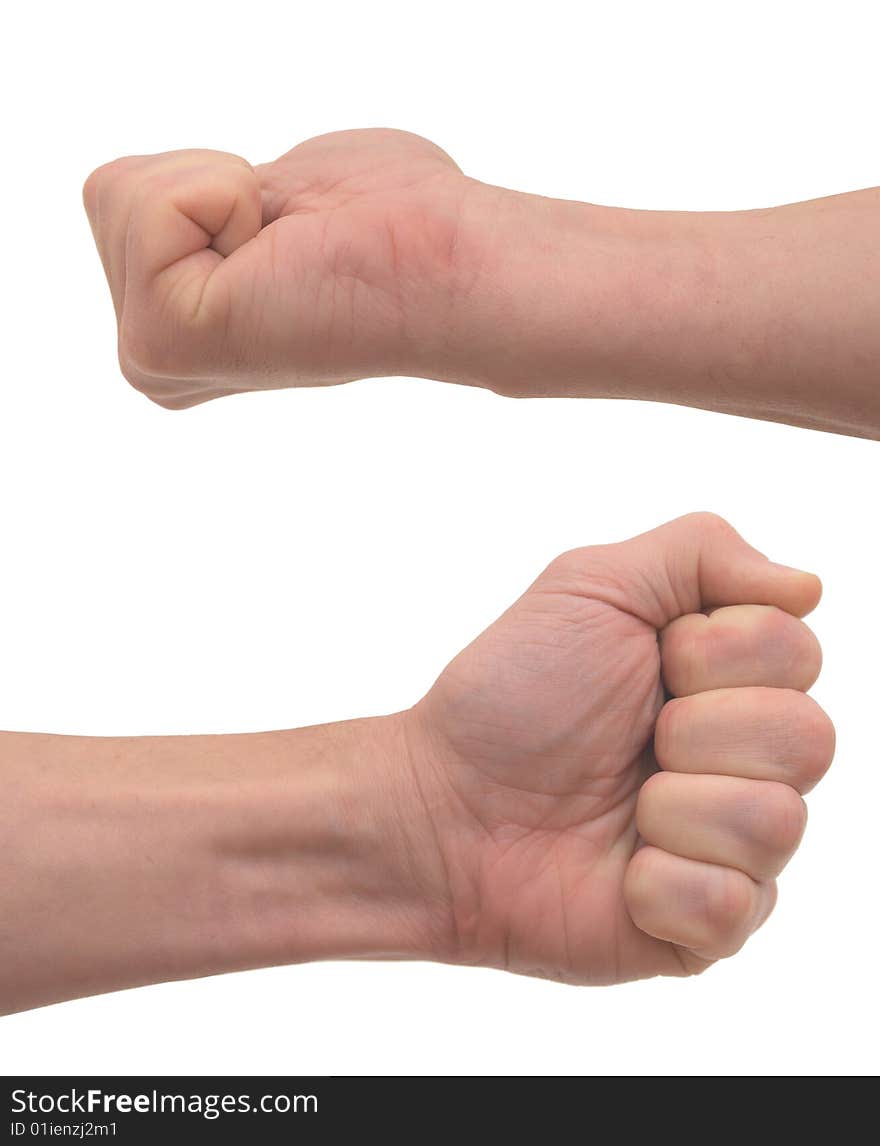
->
[82, 128, 880, 437]
[0, 514, 835, 1016]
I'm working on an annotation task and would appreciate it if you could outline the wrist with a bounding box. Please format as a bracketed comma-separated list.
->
[214, 713, 455, 970]
[413, 180, 760, 405]
[405, 180, 648, 395]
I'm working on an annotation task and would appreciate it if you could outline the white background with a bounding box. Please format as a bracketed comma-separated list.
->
[1, 0, 877, 1076]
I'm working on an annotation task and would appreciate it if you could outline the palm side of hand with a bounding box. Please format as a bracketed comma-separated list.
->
[412, 547, 677, 984]
[406, 515, 830, 984]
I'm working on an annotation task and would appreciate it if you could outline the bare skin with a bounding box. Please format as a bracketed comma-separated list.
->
[1, 514, 834, 1014]
[83, 127, 880, 436]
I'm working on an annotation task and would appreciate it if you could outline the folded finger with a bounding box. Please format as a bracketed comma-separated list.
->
[654, 687, 835, 793]
[660, 604, 821, 696]
[637, 772, 807, 881]
[624, 845, 776, 961]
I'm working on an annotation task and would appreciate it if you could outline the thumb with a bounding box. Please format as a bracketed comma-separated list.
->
[544, 512, 821, 628]
[125, 150, 262, 269]
[83, 149, 262, 362]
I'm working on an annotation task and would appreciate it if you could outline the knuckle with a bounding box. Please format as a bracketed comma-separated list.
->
[149, 394, 190, 411]
[755, 881, 779, 932]
[760, 604, 791, 633]
[755, 612, 822, 690]
[652, 698, 687, 767]
[673, 950, 716, 977]
[683, 511, 736, 540]
[635, 771, 671, 830]
[640, 768, 673, 803]
[622, 849, 654, 920]
[83, 156, 144, 205]
[82, 169, 103, 211]
[119, 297, 207, 382]
[543, 547, 588, 584]
[119, 317, 173, 379]
[798, 627, 823, 681]
[798, 700, 836, 788]
[659, 619, 701, 695]
[117, 344, 157, 398]
[778, 692, 835, 790]
[118, 354, 144, 392]
[117, 352, 187, 410]
[82, 157, 121, 193]
[128, 169, 176, 217]
[788, 614, 820, 656]
[737, 604, 793, 649]
[703, 867, 754, 946]
[758, 782, 808, 855]
[766, 608, 819, 657]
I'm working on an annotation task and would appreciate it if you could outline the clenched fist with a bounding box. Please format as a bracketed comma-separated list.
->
[403, 512, 833, 982]
[83, 129, 480, 407]
[2, 514, 834, 1013]
[83, 128, 880, 437]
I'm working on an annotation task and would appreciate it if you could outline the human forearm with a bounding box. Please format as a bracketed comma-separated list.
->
[432, 181, 880, 437]
[0, 717, 443, 1016]
[85, 130, 880, 436]
[1, 516, 834, 1009]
